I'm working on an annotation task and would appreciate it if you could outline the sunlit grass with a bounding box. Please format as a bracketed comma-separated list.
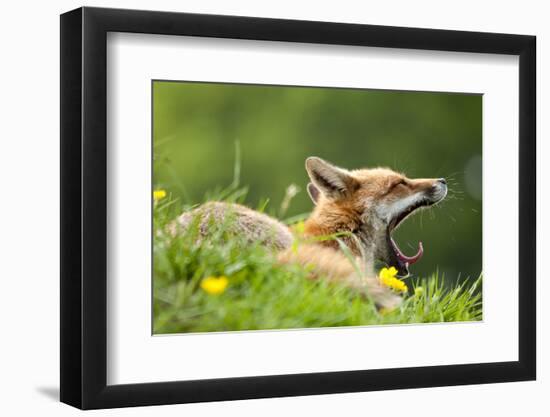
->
[152, 190, 482, 335]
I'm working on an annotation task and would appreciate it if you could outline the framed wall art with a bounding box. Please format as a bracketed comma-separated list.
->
[60, 6, 536, 409]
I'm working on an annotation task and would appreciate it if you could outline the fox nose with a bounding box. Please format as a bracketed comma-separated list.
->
[437, 178, 447, 185]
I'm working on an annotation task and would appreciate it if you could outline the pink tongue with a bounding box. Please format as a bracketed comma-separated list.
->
[391, 238, 424, 265]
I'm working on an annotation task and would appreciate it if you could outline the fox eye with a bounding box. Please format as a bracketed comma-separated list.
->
[391, 179, 407, 189]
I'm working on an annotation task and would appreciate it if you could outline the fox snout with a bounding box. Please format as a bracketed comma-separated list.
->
[406, 177, 447, 205]
[429, 178, 448, 202]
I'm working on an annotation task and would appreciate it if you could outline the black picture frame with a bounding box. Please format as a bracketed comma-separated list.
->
[60, 6, 536, 410]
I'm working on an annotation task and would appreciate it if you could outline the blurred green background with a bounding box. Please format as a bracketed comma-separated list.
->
[153, 81, 482, 283]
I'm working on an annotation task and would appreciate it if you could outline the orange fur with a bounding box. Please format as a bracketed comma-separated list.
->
[304, 166, 440, 256]
[277, 244, 401, 308]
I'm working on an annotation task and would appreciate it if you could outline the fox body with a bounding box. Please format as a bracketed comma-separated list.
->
[172, 157, 447, 308]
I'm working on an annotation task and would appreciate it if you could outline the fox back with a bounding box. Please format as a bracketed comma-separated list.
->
[171, 201, 294, 250]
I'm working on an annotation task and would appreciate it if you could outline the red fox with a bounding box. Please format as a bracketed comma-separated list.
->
[172, 157, 447, 309]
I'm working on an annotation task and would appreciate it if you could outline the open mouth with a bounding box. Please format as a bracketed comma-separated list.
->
[386, 198, 432, 277]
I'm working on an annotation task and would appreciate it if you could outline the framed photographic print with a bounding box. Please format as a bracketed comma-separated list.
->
[60, 6, 536, 410]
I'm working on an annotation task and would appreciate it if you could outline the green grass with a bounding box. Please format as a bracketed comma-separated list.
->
[152, 187, 482, 335]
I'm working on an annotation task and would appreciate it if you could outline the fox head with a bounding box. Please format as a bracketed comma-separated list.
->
[304, 157, 447, 277]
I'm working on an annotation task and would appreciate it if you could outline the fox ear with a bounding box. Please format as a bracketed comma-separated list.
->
[307, 183, 320, 204]
[305, 157, 356, 199]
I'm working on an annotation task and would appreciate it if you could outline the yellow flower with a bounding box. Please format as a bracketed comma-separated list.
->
[414, 286, 424, 297]
[380, 266, 398, 280]
[153, 189, 167, 202]
[379, 267, 408, 293]
[200, 276, 229, 295]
